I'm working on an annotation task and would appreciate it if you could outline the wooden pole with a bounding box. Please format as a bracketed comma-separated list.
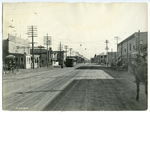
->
[32, 26, 34, 69]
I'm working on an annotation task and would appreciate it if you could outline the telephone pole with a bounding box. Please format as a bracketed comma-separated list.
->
[27, 26, 37, 69]
[70, 48, 72, 56]
[59, 42, 64, 68]
[105, 40, 109, 65]
[115, 36, 120, 59]
[111, 48, 113, 63]
[44, 34, 51, 67]
[64, 45, 68, 57]
[58, 42, 62, 64]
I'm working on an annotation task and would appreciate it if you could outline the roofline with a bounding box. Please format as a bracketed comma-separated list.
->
[118, 31, 148, 45]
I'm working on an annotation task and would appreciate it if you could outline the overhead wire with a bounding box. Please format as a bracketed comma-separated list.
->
[118, 4, 147, 41]
[3, 3, 147, 52]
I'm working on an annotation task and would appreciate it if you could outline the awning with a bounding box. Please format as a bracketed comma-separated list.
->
[5, 55, 15, 59]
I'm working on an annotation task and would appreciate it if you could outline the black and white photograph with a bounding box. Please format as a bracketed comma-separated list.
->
[1, 1, 150, 150]
[2, 2, 148, 111]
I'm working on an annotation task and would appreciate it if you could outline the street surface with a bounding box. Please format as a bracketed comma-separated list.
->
[2, 63, 147, 111]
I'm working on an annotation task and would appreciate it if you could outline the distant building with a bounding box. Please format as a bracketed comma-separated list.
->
[53, 50, 66, 66]
[3, 34, 31, 69]
[101, 55, 107, 64]
[30, 47, 53, 67]
[91, 53, 107, 64]
[91, 58, 94, 63]
[98, 53, 107, 64]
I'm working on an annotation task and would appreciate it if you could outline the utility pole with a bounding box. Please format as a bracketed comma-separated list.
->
[44, 34, 51, 67]
[70, 48, 72, 56]
[105, 40, 109, 65]
[111, 48, 113, 63]
[27, 26, 37, 69]
[59, 42, 62, 64]
[115, 36, 120, 59]
[49, 47, 52, 65]
[65, 45, 68, 57]
[60, 42, 63, 68]
[49, 37, 52, 65]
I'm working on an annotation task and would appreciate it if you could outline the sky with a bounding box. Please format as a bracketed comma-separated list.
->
[3, 2, 148, 59]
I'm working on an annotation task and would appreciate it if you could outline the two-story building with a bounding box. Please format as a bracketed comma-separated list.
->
[117, 31, 148, 65]
[3, 34, 31, 69]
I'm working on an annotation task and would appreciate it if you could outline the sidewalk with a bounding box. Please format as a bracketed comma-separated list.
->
[3, 65, 54, 78]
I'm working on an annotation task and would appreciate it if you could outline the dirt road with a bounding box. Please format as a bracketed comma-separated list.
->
[2, 63, 147, 111]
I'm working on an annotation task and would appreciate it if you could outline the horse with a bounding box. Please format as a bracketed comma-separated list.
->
[135, 62, 147, 101]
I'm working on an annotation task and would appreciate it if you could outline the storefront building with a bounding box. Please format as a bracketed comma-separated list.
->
[3, 34, 31, 69]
